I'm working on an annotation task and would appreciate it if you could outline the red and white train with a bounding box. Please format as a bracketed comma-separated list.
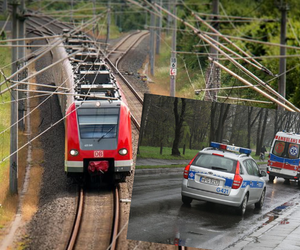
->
[56, 33, 133, 183]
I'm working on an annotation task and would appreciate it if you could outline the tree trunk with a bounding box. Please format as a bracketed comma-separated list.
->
[172, 98, 186, 156]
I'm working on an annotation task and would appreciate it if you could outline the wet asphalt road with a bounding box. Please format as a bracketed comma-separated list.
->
[127, 171, 300, 249]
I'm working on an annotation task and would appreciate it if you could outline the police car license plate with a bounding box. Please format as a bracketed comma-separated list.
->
[200, 177, 219, 186]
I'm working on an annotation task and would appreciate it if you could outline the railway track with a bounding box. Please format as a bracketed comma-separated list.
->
[106, 30, 150, 131]
[66, 186, 120, 250]
[23, 12, 149, 250]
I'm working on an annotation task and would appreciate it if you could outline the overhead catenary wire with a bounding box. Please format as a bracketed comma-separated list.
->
[16, 88, 119, 100]
[1, 32, 111, 153]
[0, 1, 120, 161]
[0, 41, 108, 138]
[0, 13, 11, 37]
[194, 12, 277, 22]
[0, 93, 51, 105]
[217, 95, 273, 104]
[192, 13, 274, 76]
[0, 11, 105, 92]
[0, 34, 62, 44]
[210, 58, 295, 112]
[0, 38, 65, 89]
[201, 31, 300, 51]
[0, 47, 84, 95]
[195, 84, 257, 92]
[154, 2, 300, 113]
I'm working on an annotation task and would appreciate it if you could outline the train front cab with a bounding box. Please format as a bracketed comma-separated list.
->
[65, 101, 133, 183]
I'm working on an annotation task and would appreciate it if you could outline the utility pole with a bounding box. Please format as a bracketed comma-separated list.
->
[18, 0, 25, 131]
[149, 0, 155, 76]
[2, 0, 7, 12]
[106, 0, 111, 51]
[278, 1, 288, 110]
[71, 0, 73, 24]
[167, 0, 171, 36]
[93, 0, 96, 35]
[10, 0, 19, 194]
[155, 0, 162, 55]
[170, 0, 177, 97]
[204, 0, 219, 101]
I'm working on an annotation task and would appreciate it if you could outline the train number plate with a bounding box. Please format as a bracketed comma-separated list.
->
[200, 177, 219, 186]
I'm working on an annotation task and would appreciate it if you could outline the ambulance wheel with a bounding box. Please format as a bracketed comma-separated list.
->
[182, 195, 192, 205]
[269, 175, 275, 183]
[298, 180, 300, 186]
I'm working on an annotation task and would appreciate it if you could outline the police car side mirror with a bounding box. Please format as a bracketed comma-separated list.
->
[259, 170, 267, 177]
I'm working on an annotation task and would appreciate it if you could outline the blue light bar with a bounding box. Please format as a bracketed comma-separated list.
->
[240, 147, 252, 155]
[210, 142, 251, 155]
[210, 142, 220, 148]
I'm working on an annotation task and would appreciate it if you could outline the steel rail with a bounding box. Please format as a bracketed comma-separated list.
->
[26, 18, 55, 36]
[106, 32, 149, 105]
[66, 187, 84, 250]
[131, 115, 141, 131]
[111, 186, 120, 250]
[115, 31, 150, 69]
[106, 31, 141, 58]
[105, 31, 149, 131]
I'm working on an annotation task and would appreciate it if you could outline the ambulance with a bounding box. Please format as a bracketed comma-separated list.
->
[267, 131, 300, 184]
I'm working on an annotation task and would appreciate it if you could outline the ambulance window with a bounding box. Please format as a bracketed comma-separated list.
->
[272, 141, 285, 157]
[288, 144, 299, 159]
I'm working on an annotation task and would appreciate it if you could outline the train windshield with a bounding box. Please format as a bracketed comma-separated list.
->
[77, 108, 119, 140]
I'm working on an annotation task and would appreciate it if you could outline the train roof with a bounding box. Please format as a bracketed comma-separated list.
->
[64, 32, 122, 103]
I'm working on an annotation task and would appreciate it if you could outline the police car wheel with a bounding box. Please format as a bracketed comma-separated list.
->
[255, 188, 265, 209]
[182, 195, 192, 205]
[238, 194, 248, 216]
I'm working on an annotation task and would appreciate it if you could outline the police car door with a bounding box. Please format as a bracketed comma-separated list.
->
[243, 159, 264, 203]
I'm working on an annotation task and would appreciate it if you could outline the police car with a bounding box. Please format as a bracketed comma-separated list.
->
[181, 142, 267, 215]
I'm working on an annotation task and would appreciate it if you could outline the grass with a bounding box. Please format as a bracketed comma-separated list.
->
[0, 46, 16, 234]
[20, 70, 44, 224]
[148, 33, 206, 99]
[136, 164, 185, 169]
[0, 59, 44, 248]
[138, 145, 268, 164]
[137, 145, 200, 160]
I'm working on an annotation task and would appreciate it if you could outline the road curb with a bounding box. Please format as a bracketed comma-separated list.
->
[227, 194, 300, 249]
[134, 167, 184, 175]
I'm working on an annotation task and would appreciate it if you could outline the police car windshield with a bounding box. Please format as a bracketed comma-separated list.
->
[272, 141, 300, 159]
[192, 153, 237, 173]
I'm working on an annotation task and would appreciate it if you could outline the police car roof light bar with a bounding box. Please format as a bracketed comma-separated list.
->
[210, 142, 252, 155]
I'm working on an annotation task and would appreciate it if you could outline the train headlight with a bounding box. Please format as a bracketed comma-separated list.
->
[70, 149, 79, 156]
[119, 148, 128, 155]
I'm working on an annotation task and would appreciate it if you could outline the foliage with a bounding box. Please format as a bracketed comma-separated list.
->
[137, 146, 200, 160]
[136, 164, 185, 169]
[140, 94, 300, 158]
[174, 0, 300, 108]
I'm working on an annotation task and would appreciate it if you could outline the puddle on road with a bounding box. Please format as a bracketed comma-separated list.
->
[257, 199, 299, 229]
